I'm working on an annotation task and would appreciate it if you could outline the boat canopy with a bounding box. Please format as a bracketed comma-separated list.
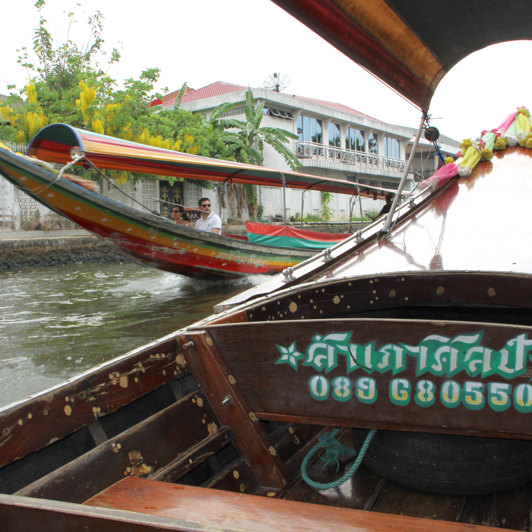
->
[271, 0, 532, 110]
[27, 124, 387, 199]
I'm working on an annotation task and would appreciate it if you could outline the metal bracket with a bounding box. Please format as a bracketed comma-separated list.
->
[283, 267, 295, 282]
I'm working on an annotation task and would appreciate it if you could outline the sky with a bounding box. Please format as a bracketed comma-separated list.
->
[2, 0, 532, 142]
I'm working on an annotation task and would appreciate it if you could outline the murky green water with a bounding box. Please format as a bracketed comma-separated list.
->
[0, 263, 261, 407]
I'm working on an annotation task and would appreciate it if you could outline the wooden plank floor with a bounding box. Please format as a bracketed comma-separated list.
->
[284, 429, 532, 531]
[85, 476, 513, 531]
[286, 462, 532, 530]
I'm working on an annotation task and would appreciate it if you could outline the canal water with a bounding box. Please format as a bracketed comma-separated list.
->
[0, 263, 263, 408]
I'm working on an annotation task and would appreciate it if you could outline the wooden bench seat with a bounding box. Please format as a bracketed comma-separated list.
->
[84, 476, 508, 531]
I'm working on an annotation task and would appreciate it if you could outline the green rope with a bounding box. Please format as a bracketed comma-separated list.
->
[301, 429, 377, 490]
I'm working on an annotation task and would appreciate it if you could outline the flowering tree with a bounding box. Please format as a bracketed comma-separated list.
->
[0, 1, 230, 183]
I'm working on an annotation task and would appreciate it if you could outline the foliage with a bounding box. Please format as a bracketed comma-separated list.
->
[0, 1, 230, 184]
[210, 89, 301, 218]
[364, 209, 379, 220]
[211, 89, 300, 170]
[293, 213, 325, 222]
[320, 191, 332, 221]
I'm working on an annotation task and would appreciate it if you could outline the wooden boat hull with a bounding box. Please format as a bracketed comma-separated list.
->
[0, 147, 312, 279]
[3, 0, 532, 524]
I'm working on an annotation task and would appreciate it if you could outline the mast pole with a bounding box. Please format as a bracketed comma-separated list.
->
[381, 112, 425, 235]
[281, 173, 287, 224]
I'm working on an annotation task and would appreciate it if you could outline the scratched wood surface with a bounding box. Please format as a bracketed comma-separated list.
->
[14, 390, 218, 503]
[84, 477, 514, 532]
[0, 334, 183, 468]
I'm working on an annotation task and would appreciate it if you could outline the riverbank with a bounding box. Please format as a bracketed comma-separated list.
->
[0, 230, 125, 270]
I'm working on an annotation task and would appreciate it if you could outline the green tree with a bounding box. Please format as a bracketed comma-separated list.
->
[0, 1, 230, 185]
[211, 89, 300, 169]
[210, 89, 301, 218]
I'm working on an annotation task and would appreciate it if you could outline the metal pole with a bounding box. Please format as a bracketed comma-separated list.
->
[281, 173, 287, 224]
[357, 186, 364, 222]
[348, 196, 353, 232]
[381, 112, 425, 235]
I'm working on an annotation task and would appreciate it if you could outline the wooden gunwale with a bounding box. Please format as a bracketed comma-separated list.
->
[0, 333, 181, 469]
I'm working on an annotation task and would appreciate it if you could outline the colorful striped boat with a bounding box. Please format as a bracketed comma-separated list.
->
[0, 125, 380, 279]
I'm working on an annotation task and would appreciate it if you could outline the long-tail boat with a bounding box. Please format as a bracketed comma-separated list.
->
[3, 0, 532, 530]
[0, 124, 380, 279]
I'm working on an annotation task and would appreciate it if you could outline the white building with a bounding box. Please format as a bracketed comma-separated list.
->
[167, 81, 458, 222]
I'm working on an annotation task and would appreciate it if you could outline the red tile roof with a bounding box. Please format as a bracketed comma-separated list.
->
[296, 95, 378, 122]
[161, 81, 380, 122]
[162, 82, 247, 108]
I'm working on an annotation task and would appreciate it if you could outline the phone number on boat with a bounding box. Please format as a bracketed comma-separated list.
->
[308, 376, 532, 413]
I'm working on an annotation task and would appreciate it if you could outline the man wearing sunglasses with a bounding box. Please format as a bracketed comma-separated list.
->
[194, 197, 222, 234]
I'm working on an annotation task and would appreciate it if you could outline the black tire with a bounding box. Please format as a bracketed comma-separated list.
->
[351, 429, 532, 495]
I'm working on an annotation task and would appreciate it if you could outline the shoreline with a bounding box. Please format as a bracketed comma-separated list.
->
[0, 231, 126, 270]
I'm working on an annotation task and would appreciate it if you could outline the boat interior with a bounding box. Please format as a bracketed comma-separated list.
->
[2, 146, 532, 530]
[1, 328, 531, 531]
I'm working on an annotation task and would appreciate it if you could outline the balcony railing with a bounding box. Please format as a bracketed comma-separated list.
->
[296, 142, 406, 177]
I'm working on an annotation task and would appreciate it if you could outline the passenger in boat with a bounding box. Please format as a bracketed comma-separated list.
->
[171, 206, 191, 227]
[194, 197, 222, 234]
[369, 194, 393, 221]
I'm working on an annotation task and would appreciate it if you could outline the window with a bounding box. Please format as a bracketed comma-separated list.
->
[219, 105, 245, 118]
[346, 127, 365, 151]
[264, 107, 293, 119]
[368, 133, 378, 154]
[297, 115, 323, 143]
[329, 123, 340, 147]
[384, 137, 400, 158]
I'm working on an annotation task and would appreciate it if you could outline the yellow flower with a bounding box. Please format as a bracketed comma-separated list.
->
[121, 125, 133, 140]
[15, 130, 26, 143]
[135, 128, 151, 145]
[0, 105, 14, 121]
[114, 171, 128, 185]
[25, 83, 38, 104]
[150, 135, 164, 148]
[78, 81, 97, 123]
[187, 145, 200, 155]
[23, 111, 47, 139]
[92, 118, 105, 135]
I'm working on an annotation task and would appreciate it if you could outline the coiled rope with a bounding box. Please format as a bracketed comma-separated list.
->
[301, 429, 377, 490]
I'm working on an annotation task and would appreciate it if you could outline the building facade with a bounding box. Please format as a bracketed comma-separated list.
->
[172, 81, 458, 222]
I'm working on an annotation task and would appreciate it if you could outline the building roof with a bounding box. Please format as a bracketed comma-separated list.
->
[295, 94, 377, 122]
[161, 81, 379, 122]
[162, 82, 247, 108]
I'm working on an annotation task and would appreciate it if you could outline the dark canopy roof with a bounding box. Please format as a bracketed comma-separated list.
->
[271, 0, 532, 110]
